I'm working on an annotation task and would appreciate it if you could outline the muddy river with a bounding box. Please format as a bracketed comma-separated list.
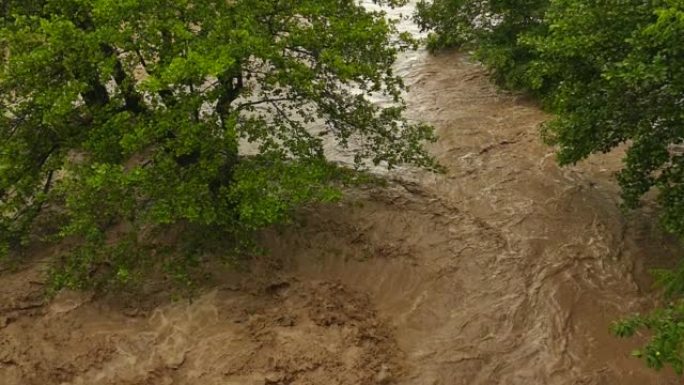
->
[0, 1, 681, 384]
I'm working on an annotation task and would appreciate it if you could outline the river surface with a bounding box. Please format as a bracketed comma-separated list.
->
[0, 1, 682, 384]
[285, 1, 683, 383]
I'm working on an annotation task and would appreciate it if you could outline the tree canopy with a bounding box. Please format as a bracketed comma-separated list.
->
[0, 0, 436, 289]
[417, 0, 684, 374]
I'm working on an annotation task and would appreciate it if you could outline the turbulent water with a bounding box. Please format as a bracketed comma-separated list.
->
[1, 2, 682, 385]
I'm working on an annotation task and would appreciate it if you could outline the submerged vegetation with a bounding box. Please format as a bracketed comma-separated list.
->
[417, 0, 684, 374]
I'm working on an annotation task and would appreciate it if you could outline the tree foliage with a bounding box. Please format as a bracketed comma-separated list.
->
[418, 0, 684, 374]
[0, 0, 436, 289]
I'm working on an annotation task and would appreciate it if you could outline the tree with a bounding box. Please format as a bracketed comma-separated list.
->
[418, 0, 684, 374]
[0, 0, 437, 289]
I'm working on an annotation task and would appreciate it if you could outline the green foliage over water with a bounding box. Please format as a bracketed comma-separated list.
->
[0, 0, 436, 290]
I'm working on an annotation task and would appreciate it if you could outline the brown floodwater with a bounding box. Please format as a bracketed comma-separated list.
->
[274, 2, 684, 383]
[0, 2, 682, 385]
[270, 48, 683, 383]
